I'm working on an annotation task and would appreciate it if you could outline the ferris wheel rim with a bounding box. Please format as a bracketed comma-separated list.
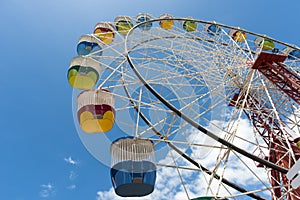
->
[126, 17, 300, 52]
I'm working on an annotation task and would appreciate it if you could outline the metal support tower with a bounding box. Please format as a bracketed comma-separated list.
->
[229, 52, 300, 199]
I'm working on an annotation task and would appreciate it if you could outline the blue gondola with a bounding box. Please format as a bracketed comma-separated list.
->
[288, 49, 300, 60]
[283, 47, 300, 60]
[136, 14, 152, 31]
[110, 137, 156, 197]
[204, 23, 221, 35]
[111, 160, 156, 197]
[77, 35, 103, 56]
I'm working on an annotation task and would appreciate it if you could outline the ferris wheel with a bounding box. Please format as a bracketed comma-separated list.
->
[67, 13, 300, 199]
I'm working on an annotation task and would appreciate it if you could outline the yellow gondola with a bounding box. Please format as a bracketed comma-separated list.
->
[77, 89, 115, 133]
[114, 16, 133, 36]
[93, 22, 115, 45]
[228, 29, 246, 42]
[159, 14, 174, 30]
[67, 56, 101, 90]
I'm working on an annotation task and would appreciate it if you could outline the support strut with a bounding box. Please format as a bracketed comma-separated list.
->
[252, 52, 300, 104]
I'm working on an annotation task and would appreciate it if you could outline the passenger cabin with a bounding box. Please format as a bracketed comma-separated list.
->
[77, 89, 115, 133]
[228, 29, 246, 42]
[114, 16, 133, 35]
[159, 14, 174, 30]
[93, 22, 115, 45]
[254, 37, 275, 51]
[77, 34, 103, 56]
[183, 17, 197, 32]
[67, 56, 101, 90]
[204, 23, 221, 35]
[110, 137, 156, 197]
[136, 14, 152, 31]
[283, 47, 300, 60]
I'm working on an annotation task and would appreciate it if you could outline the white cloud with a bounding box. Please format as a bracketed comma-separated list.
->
[69, 170, 78, 181]
[39, 183, 55, 198]
[67, 184, 76, 190]
[64, 156, 79, 165]
[96, 188, 123, 200]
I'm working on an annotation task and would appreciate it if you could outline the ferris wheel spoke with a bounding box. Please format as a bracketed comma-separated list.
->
[231, 150, 271, 187]
[98, 63, 138, 84]
[142, 137, 227, 150]
[169, 147, 191, 200]
[95, 37, 127, 58]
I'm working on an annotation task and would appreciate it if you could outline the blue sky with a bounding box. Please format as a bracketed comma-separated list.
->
[1, 0, 300, 199]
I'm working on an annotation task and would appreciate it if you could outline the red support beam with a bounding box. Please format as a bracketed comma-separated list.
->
[228, 92, 284, 146]
[252, 52, 300, 104]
